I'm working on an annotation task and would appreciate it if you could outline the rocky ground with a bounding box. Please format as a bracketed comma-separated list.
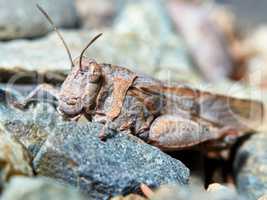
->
[0, 0, 267, 200]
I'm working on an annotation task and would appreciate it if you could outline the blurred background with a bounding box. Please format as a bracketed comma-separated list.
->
[1, 1, 267, 199]
[0, 0, 267, 128]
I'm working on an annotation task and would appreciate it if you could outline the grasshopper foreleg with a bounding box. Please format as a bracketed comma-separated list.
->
[13, 83, 59, 109]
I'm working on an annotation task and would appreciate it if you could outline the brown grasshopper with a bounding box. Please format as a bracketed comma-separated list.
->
[17, 5, 264, 150]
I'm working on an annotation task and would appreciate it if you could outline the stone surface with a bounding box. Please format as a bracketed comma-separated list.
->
[75, 0, 121, 29]
[0, 0, 78, 40]
[234, 132, 267, 200]
[150, 184, 239, 200]
[1, 176, 86, 200]
[0, 0, 199, 84]
[113, 0, 196, 81]
[207, 183, 230, 193]
[0, 129, 33, 189]
[243, 27, 267, 89]
[0, 30, 88, 75]
[33, 122, 189, 200]
[0, 89, 62, 156]
[258, 196, 267, 200]
[111, 194, 146, 200]
[0, 29, 197, 83]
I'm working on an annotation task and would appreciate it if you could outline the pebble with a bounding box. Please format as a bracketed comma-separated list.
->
[0, 128, 33, 189]
[1, 176, 86, 200]
[0, 0, 78, 40]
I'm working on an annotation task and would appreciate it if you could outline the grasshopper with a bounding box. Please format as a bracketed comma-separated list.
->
[17, 5, 264, 150]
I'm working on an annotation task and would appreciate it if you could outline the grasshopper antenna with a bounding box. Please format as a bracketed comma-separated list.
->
[36, 4, 74, 68]
[79, 33, 103, 70]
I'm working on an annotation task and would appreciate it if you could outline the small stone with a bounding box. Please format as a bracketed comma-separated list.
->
[0, 128, 33, 189]
[1, 176, 86, 200]
[33, 122, 189, 200]
[111, 194, 146, 200]
[234, 132, 267, 200]
[207, 183, 230, 193]
[151, 184, 240, 200]
[207, 183, 238, 200]
[258, 195, 267, 200]
[0, 0, 78, 40]
[151, 184, 206, 200]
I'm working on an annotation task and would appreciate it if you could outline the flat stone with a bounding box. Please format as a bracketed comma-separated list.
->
[1, 176, 86, 200]
[33, 122, 189, 200]
[0, 30, 88, 75]
[234, 132, 267, 200]
[0, 128, 33, 189]
[0, 0, 78, 40]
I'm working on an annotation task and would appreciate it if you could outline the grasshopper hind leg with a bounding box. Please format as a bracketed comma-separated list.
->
[148, 114, 224, 150]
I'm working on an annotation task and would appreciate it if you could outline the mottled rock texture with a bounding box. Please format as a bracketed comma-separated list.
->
[0, 129, 33, 189]
[234, 133, 267, 200]
[33, 123, 189, 199]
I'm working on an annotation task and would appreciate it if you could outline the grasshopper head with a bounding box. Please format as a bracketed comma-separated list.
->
[37, 4, 103, 117]
[58, 58, 102, 117]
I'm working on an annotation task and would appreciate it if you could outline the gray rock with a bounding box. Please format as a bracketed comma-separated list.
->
[0, 128, 33, 189]
[111, 194, 146, 200]
[0, 28, 197, 83]
[0, 30, 88, 77]
[1, 176, 86, 200]
[215, 0, 267, 32]
[33, 122, 189, 200]
[0, 89, 62, 156]
[114, 0, 173, 43]
[0, 0, 78, 40]
[234, 133, 267, 200]
[113, 0, 196, 81]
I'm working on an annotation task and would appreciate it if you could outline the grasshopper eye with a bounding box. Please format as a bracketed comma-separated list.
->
[88, 63, 102, 83]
